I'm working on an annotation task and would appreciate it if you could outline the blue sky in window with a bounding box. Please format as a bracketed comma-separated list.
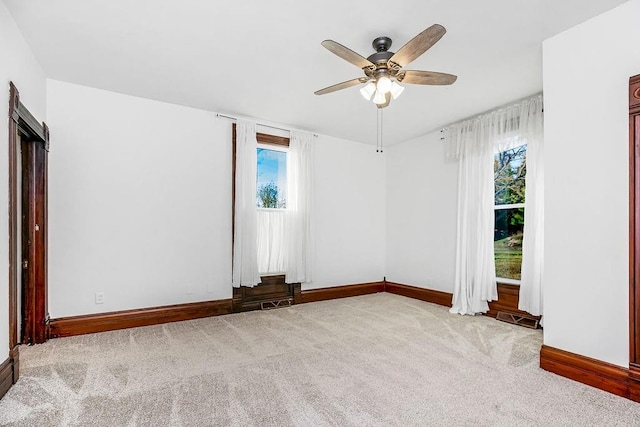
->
[257, 148, 287, 201]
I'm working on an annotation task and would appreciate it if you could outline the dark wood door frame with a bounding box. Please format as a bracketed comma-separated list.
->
[8, 82, 50, 379]
[20, 138, 49, 344]
[629, 74, 640, 401]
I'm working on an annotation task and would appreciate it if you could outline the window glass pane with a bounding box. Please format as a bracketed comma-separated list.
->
[257, 148, 287, 208]
[494, 207, 524, 280]
[494, 145, 526, 205]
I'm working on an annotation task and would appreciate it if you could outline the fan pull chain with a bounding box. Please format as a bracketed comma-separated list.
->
[377, 108, 383, 153]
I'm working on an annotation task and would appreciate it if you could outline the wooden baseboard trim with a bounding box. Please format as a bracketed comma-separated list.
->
[49, 299, 233, 338]
[630, 365, 640, 402]
[0, 358, 13, 400]
[299, 282, 385, 304]
[486, 283, 539, 319]
[385, 281, 453, 307]
[0, 349, 19, 401]
[48, 282, 387, 338]
[233, 277, 300, 312]
[540, 345, 631, 399]
[9, 346, 19, 385]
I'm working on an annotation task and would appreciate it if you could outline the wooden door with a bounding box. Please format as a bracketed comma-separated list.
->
[20, 139, 49, 344]
[6, 82, 49, 399]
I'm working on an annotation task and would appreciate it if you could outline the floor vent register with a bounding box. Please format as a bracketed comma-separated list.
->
[496, 311, 540, 329]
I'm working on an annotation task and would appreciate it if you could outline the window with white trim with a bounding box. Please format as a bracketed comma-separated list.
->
[494, 143, 526, 283]
[256, 141, 288, 275]
[256, 144, 287, 208]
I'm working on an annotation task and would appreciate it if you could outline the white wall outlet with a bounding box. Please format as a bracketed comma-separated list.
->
[186, 283, 192, 295]
[95, 292, 104, 304]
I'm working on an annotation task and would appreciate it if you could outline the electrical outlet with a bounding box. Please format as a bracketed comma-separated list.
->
[95, 292, 104, 304]
[186, 283, 192, 295]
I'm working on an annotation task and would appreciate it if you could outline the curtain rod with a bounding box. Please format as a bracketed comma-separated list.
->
[439, 92, 543, 139]
[216, 113, 318, 137]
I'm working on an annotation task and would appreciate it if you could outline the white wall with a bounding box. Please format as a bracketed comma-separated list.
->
[46, 79, 386, 316]
[0, 3, 46, 360]
[47, 80, 232, 317]
[543, 0, 640, 367]
[311, 135, 386, 289]
[385, 131, 458, 292]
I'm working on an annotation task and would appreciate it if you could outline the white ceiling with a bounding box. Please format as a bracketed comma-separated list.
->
[3, 0, 629, 145]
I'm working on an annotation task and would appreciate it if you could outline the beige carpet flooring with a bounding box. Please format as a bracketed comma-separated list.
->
[1, 292, 639, 426]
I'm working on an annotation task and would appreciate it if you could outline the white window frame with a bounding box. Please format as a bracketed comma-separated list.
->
[256, 143, 288, 211]
[494, 142, 526, 285]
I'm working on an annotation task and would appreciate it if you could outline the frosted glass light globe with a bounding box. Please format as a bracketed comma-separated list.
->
[373, 89, 387, 105]
[360, 81, 376, 100]
[376, 76, 392, 94]
[389, 81, 405, 99]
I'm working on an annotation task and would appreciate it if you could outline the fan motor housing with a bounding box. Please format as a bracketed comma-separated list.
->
[367, 51, 394, 65]
[368, 36, 394, 65]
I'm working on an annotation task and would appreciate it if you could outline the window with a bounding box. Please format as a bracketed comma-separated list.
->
[254, 135, 289, 275]
[494, 143, 526, 282]
[231, 125, 290, 277]
[257, 145, 287, 208]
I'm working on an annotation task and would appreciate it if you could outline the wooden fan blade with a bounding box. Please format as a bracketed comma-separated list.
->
[376, 92, 391, 109]
[389, 24, 446, 67]
[399, 70, 457, 85]
[314, 78, 368, 95]
[321, 40, 374, 69]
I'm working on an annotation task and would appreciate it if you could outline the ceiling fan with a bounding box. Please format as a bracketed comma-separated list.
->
[314, 24, 457, 108]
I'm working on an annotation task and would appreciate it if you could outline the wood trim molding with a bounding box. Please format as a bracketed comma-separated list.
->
[0, 358, 13, 400]
[629, 74, 640, 401]
[49, 299, 232, 338]
[257, 132, 289, 147]
[385, 281, 540, 323]
[540, 345, 631, 399]
[8, 82, 47, 142]
[384, 282, 453, 307]
[630, 73, 640, 112]
[232, 276, 300, 312]
[631, 365, 640, 402]
[47, 282, 386, 338]
[8, 81, 51, 350]
[486, 282, 540, 320]
[299, 282, 385, 304]
[9, 346, 19, 386]
[8, 83, 19, 352]
[0, 349, 19, 400]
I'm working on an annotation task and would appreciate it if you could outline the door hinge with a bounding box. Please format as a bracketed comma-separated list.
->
[22, 260, 28, 269]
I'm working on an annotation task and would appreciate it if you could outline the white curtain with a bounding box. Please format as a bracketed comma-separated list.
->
[445, 94, 543, 315]
[232, 120, 261, 287]
[257, 209, 286, 274]
[446, 120, 498, 315]
[285, 130, 314, 283]
[518, 97, 544, 315]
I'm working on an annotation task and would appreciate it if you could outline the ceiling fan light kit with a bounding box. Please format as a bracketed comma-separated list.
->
[376, 76, 392, 93]
[360, 81, 376, 100]
[315, 24, 457, 109]
[373, 89, 387, 105]
[389, 81, 404, 99]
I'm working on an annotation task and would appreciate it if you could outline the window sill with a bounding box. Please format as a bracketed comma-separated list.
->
[496, 278, 521, 286]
